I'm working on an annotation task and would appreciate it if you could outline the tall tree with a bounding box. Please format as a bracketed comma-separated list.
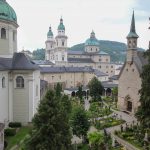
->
[25, 90, 72, 150]
[136, 49, 150, 128]
[88, 77, 103, 101]
[76, 85, 83, 101]
[54, 83, 62, 97]
[70, 106, 90, 142]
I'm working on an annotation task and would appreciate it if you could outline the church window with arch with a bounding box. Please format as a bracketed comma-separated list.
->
[1, 28, 6, 39]
[16, 76, 24, 88]
[2, 77, 5, 88]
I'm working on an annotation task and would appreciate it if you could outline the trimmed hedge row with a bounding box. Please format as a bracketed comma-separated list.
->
[4, 128, 16, 136]
[9, 122, 22, 128]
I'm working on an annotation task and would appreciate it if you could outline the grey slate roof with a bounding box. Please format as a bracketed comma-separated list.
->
[102, 81, 118, 88]
[133, 51, 148, 73]
[40, 66, 94, 73]
[94, 69, 108, 77]
[68, 50, 108, 55]
[0, 57, 12, 71]
[33, 60, 54, 66]
[12, 53, 39, 70]
[68, 57, 94, 63]
[0, 53, 39, 71]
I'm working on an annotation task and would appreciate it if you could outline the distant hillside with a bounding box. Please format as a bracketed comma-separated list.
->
[69, 40, 144, 63]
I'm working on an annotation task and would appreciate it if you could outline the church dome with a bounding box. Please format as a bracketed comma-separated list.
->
[0, 0, 17, 24]
[57, 18, 65, 30]
[47, 26, 53, 37]
[85, 31, 99, 46]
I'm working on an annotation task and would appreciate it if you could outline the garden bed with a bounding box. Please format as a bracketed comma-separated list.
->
[5, 126, 32, 150]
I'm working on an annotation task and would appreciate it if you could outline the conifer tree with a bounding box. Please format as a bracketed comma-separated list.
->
[136, 49, 150, 128]
[25, 90, 72, 150]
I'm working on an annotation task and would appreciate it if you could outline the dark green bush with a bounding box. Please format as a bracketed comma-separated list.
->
[9, 122, 22, 128]
[4, 128, 16, 136]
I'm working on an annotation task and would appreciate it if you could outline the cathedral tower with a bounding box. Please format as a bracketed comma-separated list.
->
[126, 11, 139, 63]
[45, 26, 55, 61]
[55, 17, 68, 62]
[0, 0, 18, 58]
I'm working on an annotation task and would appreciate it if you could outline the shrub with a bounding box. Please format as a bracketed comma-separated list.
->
[4, 128, 16, 136]
[9, 122, 22, 128]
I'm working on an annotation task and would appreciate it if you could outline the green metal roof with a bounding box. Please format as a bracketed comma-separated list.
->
[47, 26, 53, 37]
[58, 18, 65, 30]
[0, 0, 17, 23]
[127, 11, 139, 38]
[85, 31, 99, 46]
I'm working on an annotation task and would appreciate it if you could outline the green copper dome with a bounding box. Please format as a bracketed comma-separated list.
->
[58, 18, 65, 30]
[0, 0, 17, 23]
[47, 26, 53, 37]
[85, 31, 99, 46]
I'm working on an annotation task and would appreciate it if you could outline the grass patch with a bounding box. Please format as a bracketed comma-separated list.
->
[5, 126, 32, 150]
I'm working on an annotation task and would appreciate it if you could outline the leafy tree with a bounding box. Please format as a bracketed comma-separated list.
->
[70, 106, 90, 142]
[88, 132, 105, 150]
[32, 48, 45, 60]
[54, 83, 62, 97]
[136, 49, 150, 128]
[88, 77, 103, 101]
[25, 90, 72, 150]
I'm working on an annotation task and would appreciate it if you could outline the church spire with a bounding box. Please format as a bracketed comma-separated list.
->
[127, 11, 139, 38]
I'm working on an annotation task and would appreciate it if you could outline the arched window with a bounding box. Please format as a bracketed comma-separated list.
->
[62, 41, 64, 46]
[1, 28, 6, 39]
[16, 76, 24, 88]
[2, 77, 5, 88]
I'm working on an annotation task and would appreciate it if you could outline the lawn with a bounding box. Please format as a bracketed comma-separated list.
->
[5, 126, 32, 150]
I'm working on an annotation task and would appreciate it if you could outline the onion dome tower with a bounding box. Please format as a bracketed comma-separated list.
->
[45, 26, 56, 61]
[55, 17, 68, 62]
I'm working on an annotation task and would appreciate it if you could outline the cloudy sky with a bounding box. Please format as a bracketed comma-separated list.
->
[7, 0, 150, 51]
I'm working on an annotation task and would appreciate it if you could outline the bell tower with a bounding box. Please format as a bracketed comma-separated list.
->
[126, 11, 139, 63]
[55, 17, 68, 62]
[45, 26, 55, 61]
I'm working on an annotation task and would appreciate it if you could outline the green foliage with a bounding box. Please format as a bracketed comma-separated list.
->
[88, 131, 105, 149]
[88, 77, 103, 101]
[54, 82, 62, 97]
[25, 90, 72, 150]
[8, 122, 22, 128]
[76, 85, 83, 101]
[70, 106, 90, 139]
[136, 49, 150, 128]
[32, 48, 45, 60]
[5, 128, 16, 136]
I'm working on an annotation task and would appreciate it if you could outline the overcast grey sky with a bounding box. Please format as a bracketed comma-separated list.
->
[7, 0, 150, 51]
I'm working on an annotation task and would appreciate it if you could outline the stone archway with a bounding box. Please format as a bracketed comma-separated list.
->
[71, 91, 76, 97]
[106, 88, 112, 96]
[125, 95, 132, 112]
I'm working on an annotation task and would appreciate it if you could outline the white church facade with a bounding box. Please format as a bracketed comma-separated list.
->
[0, 0, 40, 125]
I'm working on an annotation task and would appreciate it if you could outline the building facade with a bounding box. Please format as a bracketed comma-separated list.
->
[0, 0, 40, 125]
[45, 20, 118, 77]
[117, 11, 147, 114]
